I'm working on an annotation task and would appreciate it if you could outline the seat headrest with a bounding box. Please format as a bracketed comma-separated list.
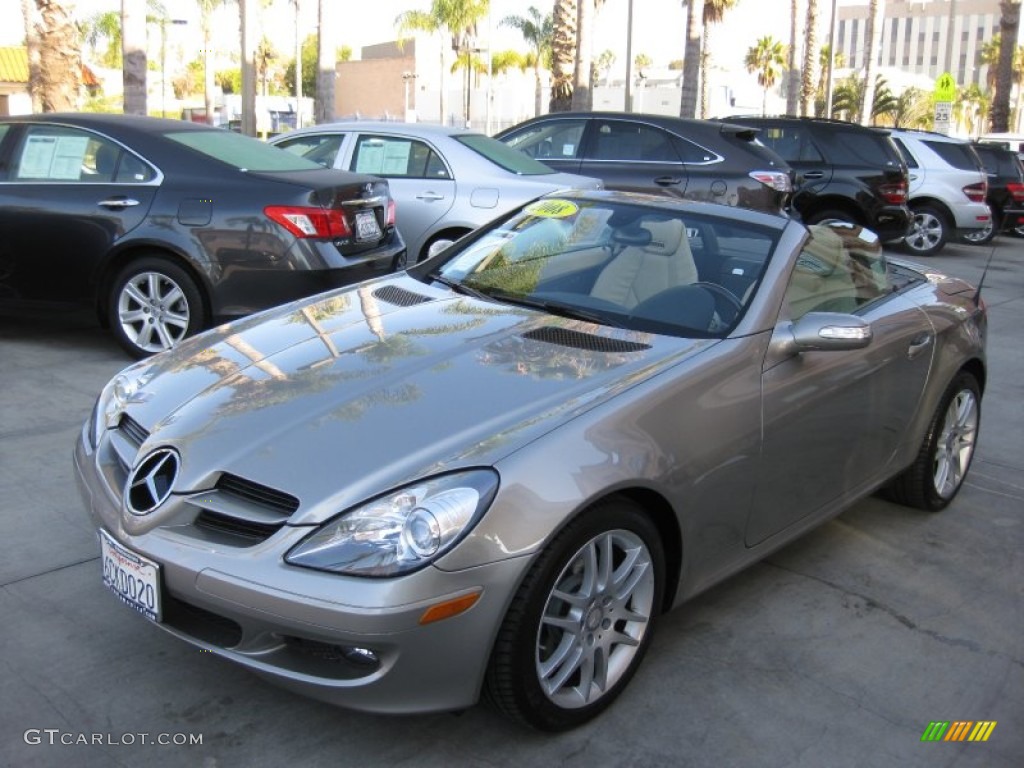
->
[640, 219, 685, 256]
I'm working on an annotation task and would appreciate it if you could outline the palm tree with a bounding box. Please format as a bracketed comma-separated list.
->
[746, 35, 786, 116]
[81, 11, 122, 67]
[550, 0, 577, 112]
[21, 0, 81, 112]
[860, 0, 885, 126]
[700, 0, 739, 118]
[956, 83, 989, 136]
[396, 0, 488, 126]
[992, 1, 1022, 131]
[501, 6, 553, 117]
[680, 0, 704, 117]
[814, 43, 843, 116]
[799, 0, 818, 115]
[595, 49, 616, 86]
[572, 0, 604, 111]
[198, 0, 231, 124]
[787, 0, 799, 114]
[890, 87, 931, 128]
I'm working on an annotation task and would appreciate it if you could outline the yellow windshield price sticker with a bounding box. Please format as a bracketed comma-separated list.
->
[524, 199, 579, 218]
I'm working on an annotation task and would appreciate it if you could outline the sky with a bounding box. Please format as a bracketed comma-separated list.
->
[3, 0, 861, 74]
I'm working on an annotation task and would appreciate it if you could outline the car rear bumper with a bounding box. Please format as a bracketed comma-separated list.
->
[73, 427, 524, 715]
[208, 236, 407, 322]
[872, 205, 913, 243]
[995, 204, 1024, 231]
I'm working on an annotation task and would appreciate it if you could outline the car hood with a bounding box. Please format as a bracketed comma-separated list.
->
[123, 275, 714, 524]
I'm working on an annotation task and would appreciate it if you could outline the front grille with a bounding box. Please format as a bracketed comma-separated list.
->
[117, 414, 149, 446]
[216, 474, 299, 514]
[522, 326, 650, 353]
[373, 284, 432, 307]
[186, 474, 298, 546]
[193, 511, 284, 541]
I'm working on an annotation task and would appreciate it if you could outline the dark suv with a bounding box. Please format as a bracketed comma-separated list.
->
[726, 116, 912, 243]
[495, 112, 792, 213]
[968, 142, 1024, 243]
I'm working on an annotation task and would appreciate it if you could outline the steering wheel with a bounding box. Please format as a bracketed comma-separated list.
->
[690, 281, 743, 323]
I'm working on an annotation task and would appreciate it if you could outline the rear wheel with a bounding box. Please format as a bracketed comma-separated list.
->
[419, 230, 470, 263]
[962, 216, 995, 245]
[107, 256, 205, 358]
[902, 204, 948, 256]
[804, 209, 857, 227]
[885, 371, 980, 511]
[485, 498, 664, 731]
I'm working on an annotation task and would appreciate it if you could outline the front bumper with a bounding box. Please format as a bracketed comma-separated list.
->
[73, 426, 526, 715]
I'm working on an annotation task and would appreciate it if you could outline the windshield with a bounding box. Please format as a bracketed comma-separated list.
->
[418, 197, 779, 339]
[455, 133, 558, 175]
[165, 129, 325, 172]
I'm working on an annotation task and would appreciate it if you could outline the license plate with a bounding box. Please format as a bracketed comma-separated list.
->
[354, 210, 382, 241]
[100, 530, 161, 622]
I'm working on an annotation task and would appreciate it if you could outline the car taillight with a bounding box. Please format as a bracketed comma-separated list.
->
[878, 180, 908, 204]
[749, 170, 791, 192]
[1007, 182, 1024, 202]
[264, 206, 351, 239]
[962, 181, 987, 203]
[386, 199, 396, 227]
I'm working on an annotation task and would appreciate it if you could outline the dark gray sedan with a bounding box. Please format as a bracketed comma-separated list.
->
[75, 191, 985, 730]
[0, 114, 405, 357]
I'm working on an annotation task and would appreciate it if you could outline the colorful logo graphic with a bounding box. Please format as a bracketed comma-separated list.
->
[921, 721, 997, 742]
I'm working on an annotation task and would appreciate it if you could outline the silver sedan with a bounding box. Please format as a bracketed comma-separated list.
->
[75, 192, 985, 731]
[269, 121, 602, 263]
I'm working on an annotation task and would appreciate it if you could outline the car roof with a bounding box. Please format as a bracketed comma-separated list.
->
[1, 112, 214, 136]
[725, 115, 895, 135]
[278, 121, 481, 140]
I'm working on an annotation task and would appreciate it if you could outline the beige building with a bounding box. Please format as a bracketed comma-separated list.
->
[836, 0, 1015, 87]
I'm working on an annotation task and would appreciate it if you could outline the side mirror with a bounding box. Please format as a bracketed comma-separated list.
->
[789, 312, 872, 351]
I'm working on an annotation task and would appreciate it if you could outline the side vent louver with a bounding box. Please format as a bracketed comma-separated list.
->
[191, 474, 300, 545]
[521, 327, 650, 353]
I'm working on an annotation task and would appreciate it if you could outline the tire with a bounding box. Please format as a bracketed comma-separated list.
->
[885, 371, 981, 512]
[484, 498, 665, 731]
[901, 204, 948, 256]
[962, 218, 995, 245]
[419, 230, 469, 263]
[804, 209, 857, 227]
[107, 256, 205, 358]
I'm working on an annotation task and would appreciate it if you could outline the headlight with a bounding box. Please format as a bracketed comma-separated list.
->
[89, 365, 153, 447]
[285, 470, 499, 577]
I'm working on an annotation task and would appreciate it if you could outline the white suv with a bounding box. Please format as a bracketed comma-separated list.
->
[889, 129, 990, 256]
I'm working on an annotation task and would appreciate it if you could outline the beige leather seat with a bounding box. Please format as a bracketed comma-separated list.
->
[590, 218, 698, 309]
[785, 224, 859, 318]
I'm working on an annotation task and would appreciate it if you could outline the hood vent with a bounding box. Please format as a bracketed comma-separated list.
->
[522, 326, 650, 353]
[372, 284, 431, 307]
[216, 473, 299, 514]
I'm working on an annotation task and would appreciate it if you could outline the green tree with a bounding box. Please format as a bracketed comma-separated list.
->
[500, 6, 553, 117]
[595, 49, 616, 85]
[745, 35, 785, 116]
[284, 34, 350, 97]
[889, 87, 930, 129]
[81, 10, 122, 68]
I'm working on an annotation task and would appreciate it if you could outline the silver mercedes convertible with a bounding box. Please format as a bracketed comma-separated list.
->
[75, 191, 986, 731]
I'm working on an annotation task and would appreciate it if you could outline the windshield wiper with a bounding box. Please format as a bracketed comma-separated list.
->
[430, 274, 493, 302]
[487, 291, 614, 326]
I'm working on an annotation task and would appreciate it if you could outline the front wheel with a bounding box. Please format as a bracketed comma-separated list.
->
[885, 371, 981, 511]
[485, 498, 664, 731]
[902, 204, 948, 256]
[107, 256, 205, 358]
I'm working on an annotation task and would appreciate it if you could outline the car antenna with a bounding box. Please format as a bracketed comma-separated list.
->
[972, 243, 998, 306]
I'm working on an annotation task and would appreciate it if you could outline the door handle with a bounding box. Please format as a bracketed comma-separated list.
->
[653, 176, 682, 186]
[907, 332, 932, 359]
[416, 192, 445, 201]
[98, 197, 141, 209]
[801, 171, 825, 180]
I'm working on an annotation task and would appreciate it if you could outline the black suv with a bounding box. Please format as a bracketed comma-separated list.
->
[967, 142, 1024, 243]
[495, 112, 793, 213]
[726, 116, 912, 243]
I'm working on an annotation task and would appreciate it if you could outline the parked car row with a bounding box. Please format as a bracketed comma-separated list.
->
[0, 111, 1001, 360]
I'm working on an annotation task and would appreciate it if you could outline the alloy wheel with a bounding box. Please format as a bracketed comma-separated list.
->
[117, 271, 192, 354]
[933, 387, 979, 500]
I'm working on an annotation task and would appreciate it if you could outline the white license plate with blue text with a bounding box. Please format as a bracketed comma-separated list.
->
[355, 210, 381, 241]
[100, 530, 161, 622]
